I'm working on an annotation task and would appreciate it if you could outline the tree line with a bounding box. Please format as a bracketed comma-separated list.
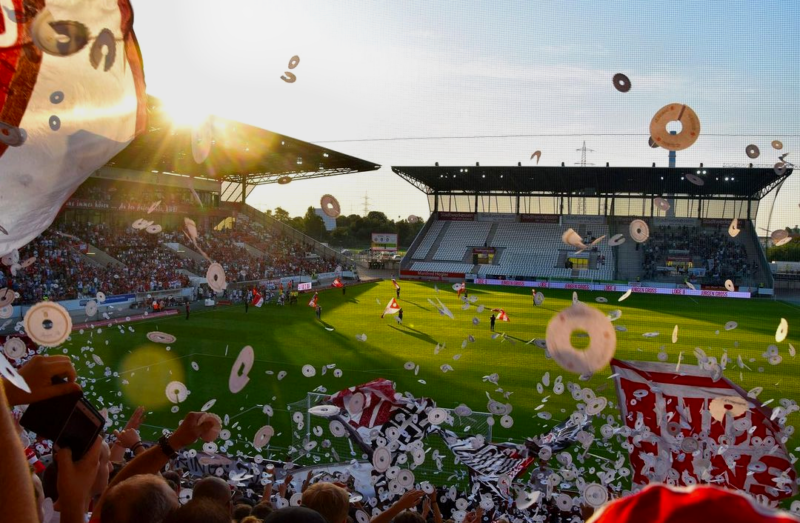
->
[266, 207, 426, 249]
[766, 226, 799, 262]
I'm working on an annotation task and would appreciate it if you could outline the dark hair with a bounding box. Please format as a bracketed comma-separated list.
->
[392, 512, 426, 523]
[264, 507, 328, 523]
[165, 498, 230, 523]
[234, 503, 253, 521]
[100, 475, 178, 523]
[192, 476, 232, 507]
[162, 471, 182, 488]
[251, 503, 274, 520]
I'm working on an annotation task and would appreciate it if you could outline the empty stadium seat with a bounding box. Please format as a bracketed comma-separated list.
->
[431, 222, 492, 261]
[407, 219, 615, 281]
[411, 220, 445, 260]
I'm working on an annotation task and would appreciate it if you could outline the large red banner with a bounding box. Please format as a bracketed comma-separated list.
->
[611, 359, 796, 504]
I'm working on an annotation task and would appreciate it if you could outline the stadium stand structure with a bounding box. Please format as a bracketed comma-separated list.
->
[1, 101, 379, 306]
[394, 164, 792, 296]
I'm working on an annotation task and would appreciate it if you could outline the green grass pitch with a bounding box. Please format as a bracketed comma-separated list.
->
[61, 280, 800, 494]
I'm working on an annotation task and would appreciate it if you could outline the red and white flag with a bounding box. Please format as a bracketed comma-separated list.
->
[492, 308, 509, 322]
[332, 278, 343, 288]
[308, 293, 318, 308]
[457, 281, 466, 297]
[391, 278, 400, 290]
[610, 359, 797, 504]
[381, 298, 401, 318]
[0, 0, 147, 256]
[327, 378, 402, 429]
[251, 287, 263, 308]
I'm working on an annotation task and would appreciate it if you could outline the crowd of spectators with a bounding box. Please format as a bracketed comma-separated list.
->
[0, 224, 192, 305]
[2, 354, 795, 523]
[185, 227, 340, 283]
[0, 232, 95, 304]
[2, 220, 346, 305]
[641, 225, 759, 284]
[1, 354, 493, 523]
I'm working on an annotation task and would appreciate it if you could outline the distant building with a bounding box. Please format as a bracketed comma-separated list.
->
[314, 208, 337, 231]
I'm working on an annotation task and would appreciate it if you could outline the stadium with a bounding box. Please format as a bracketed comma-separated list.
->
[1, 3, 799, 523]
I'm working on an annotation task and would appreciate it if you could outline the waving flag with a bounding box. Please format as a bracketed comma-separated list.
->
[457, 281, 466, 297]
[610, 359, 797, 504]
[437, 429, 535, 504]
[493, 309, 509, 322]
[308, 293, 318, 308]
[381, 297, 401, 318]
[0, 0, 147, 256]
[391, 278, 400, 290]
[327, 378, 402, 429]
[252, 287, 264, 307]
[331, 278, 343, 288]
[324, 378, 433, 457]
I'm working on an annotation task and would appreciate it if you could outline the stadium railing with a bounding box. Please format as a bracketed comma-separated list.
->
[401, 217, 437, 268]
[748, 220, 775, 289]
[225, 202, 355, 267]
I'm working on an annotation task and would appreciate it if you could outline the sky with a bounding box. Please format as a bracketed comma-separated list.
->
[131, 1, 800, 230]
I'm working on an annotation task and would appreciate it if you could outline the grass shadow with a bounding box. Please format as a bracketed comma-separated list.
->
[388, 325, 438, 344]
[400, 299, 431, 312]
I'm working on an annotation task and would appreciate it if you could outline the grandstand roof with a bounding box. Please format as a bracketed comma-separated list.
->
[106, 96, 381, 186]
[393, 165, 792, 200]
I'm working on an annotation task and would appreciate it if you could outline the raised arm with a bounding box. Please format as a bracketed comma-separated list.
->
[0, 383, 38, 522]
[106, 411, 212, 487]
[371, 489, 425, 523]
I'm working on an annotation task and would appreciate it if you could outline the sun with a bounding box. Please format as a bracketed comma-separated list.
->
[157, 92, 210, 127]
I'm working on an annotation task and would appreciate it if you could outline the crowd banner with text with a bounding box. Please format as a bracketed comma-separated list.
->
[520, 214, 560, 224]
[703, 218, 744, 228]
[563, 215, 606, 225]
[653, 217, 699, 227]
[473, 279, 751, 299]
[400, 270, 468, 280]
[438, 212, 475, 221]
[477, 212, 516, 222]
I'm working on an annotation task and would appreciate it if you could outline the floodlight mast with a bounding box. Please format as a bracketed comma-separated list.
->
[574, 141, 595, 214]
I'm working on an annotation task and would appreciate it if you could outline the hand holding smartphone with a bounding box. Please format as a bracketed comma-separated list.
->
[19, 376, 104, 461]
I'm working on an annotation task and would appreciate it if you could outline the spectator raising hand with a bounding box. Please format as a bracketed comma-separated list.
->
[428, 491, 443, 523]
[110, 406, 146, 461]
[301, 470, 314, 492]
[278, 474, 293, 500]
[123, 405, 146, 431]
[463, 507, 484, 523]
[371, 489, 426, 523]
[56, 436, 104, 523]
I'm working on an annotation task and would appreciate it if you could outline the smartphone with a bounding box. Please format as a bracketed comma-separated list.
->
[20, 390, 105, 461]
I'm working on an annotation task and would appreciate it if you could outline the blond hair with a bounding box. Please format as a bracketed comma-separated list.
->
[301, 482, 350, 523]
